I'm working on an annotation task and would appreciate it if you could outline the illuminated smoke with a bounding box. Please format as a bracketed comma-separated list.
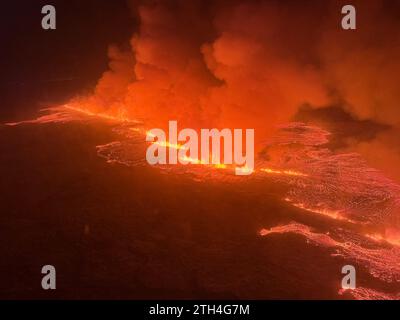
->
[75, 0, 332, 138]
[69, 0, 400, 181]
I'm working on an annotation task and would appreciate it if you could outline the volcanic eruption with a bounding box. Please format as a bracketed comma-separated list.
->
[3, 0, 400, 300]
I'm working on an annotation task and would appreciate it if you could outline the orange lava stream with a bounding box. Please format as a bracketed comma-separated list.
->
[6, 104, 366, 228]
[8, 104, 306, 178]
[153, 140, 187, 150]
[63, 104, 135, 123]
[283, 197, 357, 223]
[260, 168, 308, 177]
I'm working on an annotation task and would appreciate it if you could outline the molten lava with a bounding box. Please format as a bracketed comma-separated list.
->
[6, 104, 400, 300]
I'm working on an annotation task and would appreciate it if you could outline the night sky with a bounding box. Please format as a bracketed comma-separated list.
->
[0, 0, 134, 120]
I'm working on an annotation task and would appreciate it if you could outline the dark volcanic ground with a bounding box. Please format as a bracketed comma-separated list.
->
[0, 121, 371, 299]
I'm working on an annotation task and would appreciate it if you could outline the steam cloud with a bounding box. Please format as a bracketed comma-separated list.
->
[75, 0, 400, 180]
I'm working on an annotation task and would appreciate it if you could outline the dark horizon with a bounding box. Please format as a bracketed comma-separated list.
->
[1, 0, 134, 121]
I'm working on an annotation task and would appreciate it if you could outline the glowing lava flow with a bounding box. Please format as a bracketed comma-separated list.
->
[7, 106, 400, 228]
[7, 107, 400, 229]
[283, 198, 356, 223]
[4, 105, 314, 179]
[6, 104, 400, 299]
[145, 130, 234, 170]
[260, 168, 308, 177]
[5, 104, 140, 126]
[152, 140, 187, 151]
[259, 222, 400, 299]
[62, 104, 134, 122]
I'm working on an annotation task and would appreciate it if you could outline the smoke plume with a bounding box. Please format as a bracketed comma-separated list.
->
[75, 0, 400, 179]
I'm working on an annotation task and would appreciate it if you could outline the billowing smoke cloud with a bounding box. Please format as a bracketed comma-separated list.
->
[77, 0, 330, 133]
[316, 0, 400, 181]
[75, 0, 400, 179]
